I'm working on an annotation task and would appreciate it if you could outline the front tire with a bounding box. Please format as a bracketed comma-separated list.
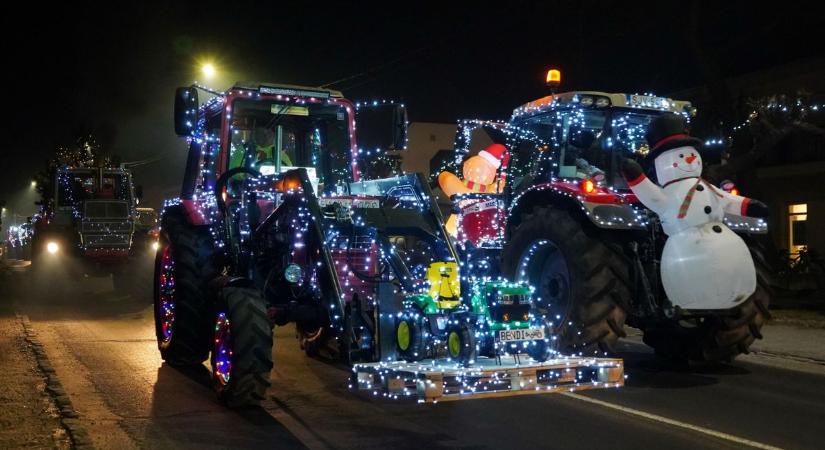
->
[502, 206, 630, 355]
[212, 287, 273, 407]
[153, 207, 218, 365]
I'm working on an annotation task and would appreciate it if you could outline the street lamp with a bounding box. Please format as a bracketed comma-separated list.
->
[201, 63, 216, 79]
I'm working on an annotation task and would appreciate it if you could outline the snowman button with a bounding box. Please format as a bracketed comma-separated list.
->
[712, 225, 722, 233]
[696, 185, 705, 191]
[704, 206, 712, 214]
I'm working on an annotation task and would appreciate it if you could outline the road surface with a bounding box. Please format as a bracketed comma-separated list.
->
[9, 276, 825, 450]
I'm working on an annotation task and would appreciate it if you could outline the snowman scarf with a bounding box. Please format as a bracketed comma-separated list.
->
[677, 178, 724, 219]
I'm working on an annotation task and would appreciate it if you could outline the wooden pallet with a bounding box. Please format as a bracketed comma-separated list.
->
[351, 356, 624, 403]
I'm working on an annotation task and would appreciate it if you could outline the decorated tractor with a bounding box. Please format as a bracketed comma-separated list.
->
[439, 79, 773, 363]
[30, 166, 144, 295]
[162, 82, 465, 406]
[160, 82, 562, 407]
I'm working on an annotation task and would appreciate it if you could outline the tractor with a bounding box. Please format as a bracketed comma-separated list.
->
[160, 82, 563, 406]
[30, 166, 144, 296]
[444, 87, 772, 363]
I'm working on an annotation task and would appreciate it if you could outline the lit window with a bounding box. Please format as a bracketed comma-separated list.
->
[788, 203, 807, 255]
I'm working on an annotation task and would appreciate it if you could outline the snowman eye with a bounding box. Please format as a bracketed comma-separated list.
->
[679, 154, 684, 158]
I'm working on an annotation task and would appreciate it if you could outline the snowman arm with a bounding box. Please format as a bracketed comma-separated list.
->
[721, 192, 770, 218]
[627, 174, 668, 214]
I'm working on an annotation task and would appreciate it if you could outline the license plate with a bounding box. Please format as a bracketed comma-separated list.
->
[498, 328, 545, 342]
[628, 94, 671, 109]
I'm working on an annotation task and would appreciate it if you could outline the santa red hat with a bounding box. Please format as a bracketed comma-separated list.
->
[478, 144, 508, 168]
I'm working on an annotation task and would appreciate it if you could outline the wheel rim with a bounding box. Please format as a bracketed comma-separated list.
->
[517, 240, 571, 324]
[213, 312, 233, 386]
[397, 320, 411, 351]
[448, 330, 461, 358]
[157, 245, 176, 343]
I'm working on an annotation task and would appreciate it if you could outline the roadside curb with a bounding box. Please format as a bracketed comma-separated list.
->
[751, 349, 825, 366]
[16, 313, 96, 450]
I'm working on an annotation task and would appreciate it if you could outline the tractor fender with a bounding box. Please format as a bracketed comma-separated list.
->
[508, 181, 647, 232]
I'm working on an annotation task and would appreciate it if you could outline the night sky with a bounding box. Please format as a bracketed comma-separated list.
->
[2, 1, 823, 218]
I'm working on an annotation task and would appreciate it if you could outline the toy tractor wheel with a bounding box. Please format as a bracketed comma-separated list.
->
[153, 207, 218, 365]
[212, 287, 273, 407]
[446, 322, 477, 367]
[502, 206, 631, 355]
[642, 242, 773, 363]
[395, 309, 427, 362]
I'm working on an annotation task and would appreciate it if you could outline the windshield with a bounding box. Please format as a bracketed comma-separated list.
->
[57, 170, 131, 206]
[609, 111, 661, 189]
[228, 98, 351, 194]
[611, 111, 658, 157]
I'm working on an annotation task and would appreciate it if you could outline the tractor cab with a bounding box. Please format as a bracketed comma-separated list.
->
[174, 82, 407, 218]
[509, 91, 694, 191]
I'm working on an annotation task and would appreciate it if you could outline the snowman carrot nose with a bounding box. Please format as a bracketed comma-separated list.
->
[685, 155, 697, 164]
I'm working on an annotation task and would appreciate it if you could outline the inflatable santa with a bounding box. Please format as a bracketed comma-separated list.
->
[621, 113, 769, 310]
[438, 144, 508, 238]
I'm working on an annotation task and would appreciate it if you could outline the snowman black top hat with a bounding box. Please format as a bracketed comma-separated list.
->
[644, 113, 703, 163]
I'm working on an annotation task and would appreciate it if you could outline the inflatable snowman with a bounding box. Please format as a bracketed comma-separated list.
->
[621, 113, 769, 310]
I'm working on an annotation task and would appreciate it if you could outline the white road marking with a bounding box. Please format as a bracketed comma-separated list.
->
[263, 397, 331, 450]
[562, 392, 783, 450]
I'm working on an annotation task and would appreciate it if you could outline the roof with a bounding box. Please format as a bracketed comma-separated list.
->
[230, 81, 343, 99]
[512, 91, 693, 119]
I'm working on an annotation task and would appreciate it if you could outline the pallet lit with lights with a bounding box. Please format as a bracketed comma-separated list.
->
[351, 356, 624, 403]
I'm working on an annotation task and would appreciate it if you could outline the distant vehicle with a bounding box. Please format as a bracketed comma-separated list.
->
[30, 166, 143, 295]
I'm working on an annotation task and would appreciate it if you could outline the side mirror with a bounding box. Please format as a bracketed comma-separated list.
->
[174, 87, 199, 136]
[355, 103, 408, 154]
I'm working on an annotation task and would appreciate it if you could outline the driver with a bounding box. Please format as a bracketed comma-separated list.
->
[567, 126, 605, 180]
[252, 127, 293, 167]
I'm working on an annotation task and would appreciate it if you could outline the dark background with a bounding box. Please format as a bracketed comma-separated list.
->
[2, 1, 823, 216]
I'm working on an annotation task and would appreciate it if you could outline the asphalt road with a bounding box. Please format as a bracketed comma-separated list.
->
[11, 276, 825, 450]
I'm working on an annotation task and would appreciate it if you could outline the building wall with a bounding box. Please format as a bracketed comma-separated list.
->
[400, 122, 459, 175]
[754, 161, 825, 253]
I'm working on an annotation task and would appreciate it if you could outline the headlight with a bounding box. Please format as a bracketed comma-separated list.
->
[151, 241, 160, 251]
[46, 241, 59, 254]
[579, 96, 594, 107]
[284, 263, 303, 284]
[595, 97, 610, 107]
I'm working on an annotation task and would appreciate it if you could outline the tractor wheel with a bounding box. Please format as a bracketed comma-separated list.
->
[501, 206, 631, 355]
[395, 308, 428, 362]
[212, 287, 273, 407]
[446, 322, 477, 367]
[642, 243, 773, 363]
[153, 207, 218, 365]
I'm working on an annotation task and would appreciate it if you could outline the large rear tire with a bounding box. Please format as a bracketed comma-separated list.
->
[642, 243, 772, 362]
[501, 206, 631, 355]
[153, 207, 218, 365]
[212, 287, 273, 407]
